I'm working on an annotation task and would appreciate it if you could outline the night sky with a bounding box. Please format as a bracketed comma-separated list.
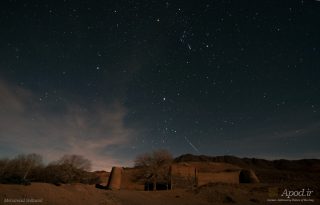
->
[1, 0, 320, 170]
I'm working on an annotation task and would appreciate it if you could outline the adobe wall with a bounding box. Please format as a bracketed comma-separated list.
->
[107, 167, 123, 190]
[120, 168, 145, 190]
[105, 163, 259, 190]
[171, 163, 197, 189]
[171, 162, 243, 188]
[197, 171, 240, 186]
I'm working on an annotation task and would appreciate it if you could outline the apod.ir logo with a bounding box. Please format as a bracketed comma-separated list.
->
[281, 188, 313, 199]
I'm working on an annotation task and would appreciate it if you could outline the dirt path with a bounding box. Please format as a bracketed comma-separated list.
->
[109, 190, 210, 205]
[0, 183, 110, 205]
[3, 182, 316, 205]
[0, 183, 211, 205]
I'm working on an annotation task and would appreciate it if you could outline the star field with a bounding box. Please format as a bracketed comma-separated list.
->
[0, 0, 319, 170]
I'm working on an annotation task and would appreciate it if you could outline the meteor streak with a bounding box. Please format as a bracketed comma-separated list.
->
[184, 136, 200, 153]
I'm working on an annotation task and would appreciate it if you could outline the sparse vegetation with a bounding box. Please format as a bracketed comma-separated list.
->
[134, 149, 173, 191]
[0, 153, 320, 205]
[0, 154, 100, 185]
[0, 153, 43, 184]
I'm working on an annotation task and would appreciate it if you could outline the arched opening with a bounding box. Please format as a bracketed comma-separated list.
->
[144, 182, 171, 191]
[239, 169, 259, 183]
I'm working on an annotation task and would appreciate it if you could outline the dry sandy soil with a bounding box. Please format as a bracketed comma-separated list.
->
[1, 155, 319, 205]
[1, 182, 318, 205]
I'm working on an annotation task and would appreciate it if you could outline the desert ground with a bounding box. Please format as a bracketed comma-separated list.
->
[1, 182, 319, 205]
[1, 155, 319, 204]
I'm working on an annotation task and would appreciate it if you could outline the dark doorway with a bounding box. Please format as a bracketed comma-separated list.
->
[239, 170, 251, 183]
[144, 182, 171, 191]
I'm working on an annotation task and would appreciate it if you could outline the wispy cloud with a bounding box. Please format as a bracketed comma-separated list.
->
[0, 79, 135, 171]
[219, 122, 320, 159]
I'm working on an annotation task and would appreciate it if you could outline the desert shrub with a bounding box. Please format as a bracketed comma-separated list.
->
[134, 149, 173, 190]
[57, 154, 91, 171]
[0, 153, 98, 185]
[42, 155, 98, 184]
[0, 154, 43, 184]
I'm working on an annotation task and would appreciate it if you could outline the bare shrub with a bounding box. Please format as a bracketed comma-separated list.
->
[0, 154, 98, 185]
[134, 149, 173, 190]
[43, 154, 98, 184]
[57, 154, 91, 171]
[0, 153, 43, 184]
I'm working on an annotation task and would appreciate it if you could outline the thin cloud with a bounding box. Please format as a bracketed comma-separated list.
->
[219, 122, 320, 159]
[0, 79, 135, 171]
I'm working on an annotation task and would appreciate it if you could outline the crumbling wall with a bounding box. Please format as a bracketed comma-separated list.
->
[197, 171, 240, 186]
[107, 167, 123, 190]
[171, 162, 259, 188]
[120, 168, 145, 190]
[239, 169, 260, 183]
[171, 163, 197, 189]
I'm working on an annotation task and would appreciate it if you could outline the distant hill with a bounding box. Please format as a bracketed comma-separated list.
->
[174, 154, 320, 171]
[174, 154, 320, 183]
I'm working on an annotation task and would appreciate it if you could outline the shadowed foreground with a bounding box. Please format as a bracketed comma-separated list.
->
[1, 182, 319, 205]
[0, 183, 206, 205]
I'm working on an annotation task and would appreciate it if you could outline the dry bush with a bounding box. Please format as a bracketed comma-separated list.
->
[57, 154, 91, 171]
[0, 153, 43, 184]
[134, 149, 173, 190]
[0, 154, 99, 185]
[43, 154, 98, 185]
